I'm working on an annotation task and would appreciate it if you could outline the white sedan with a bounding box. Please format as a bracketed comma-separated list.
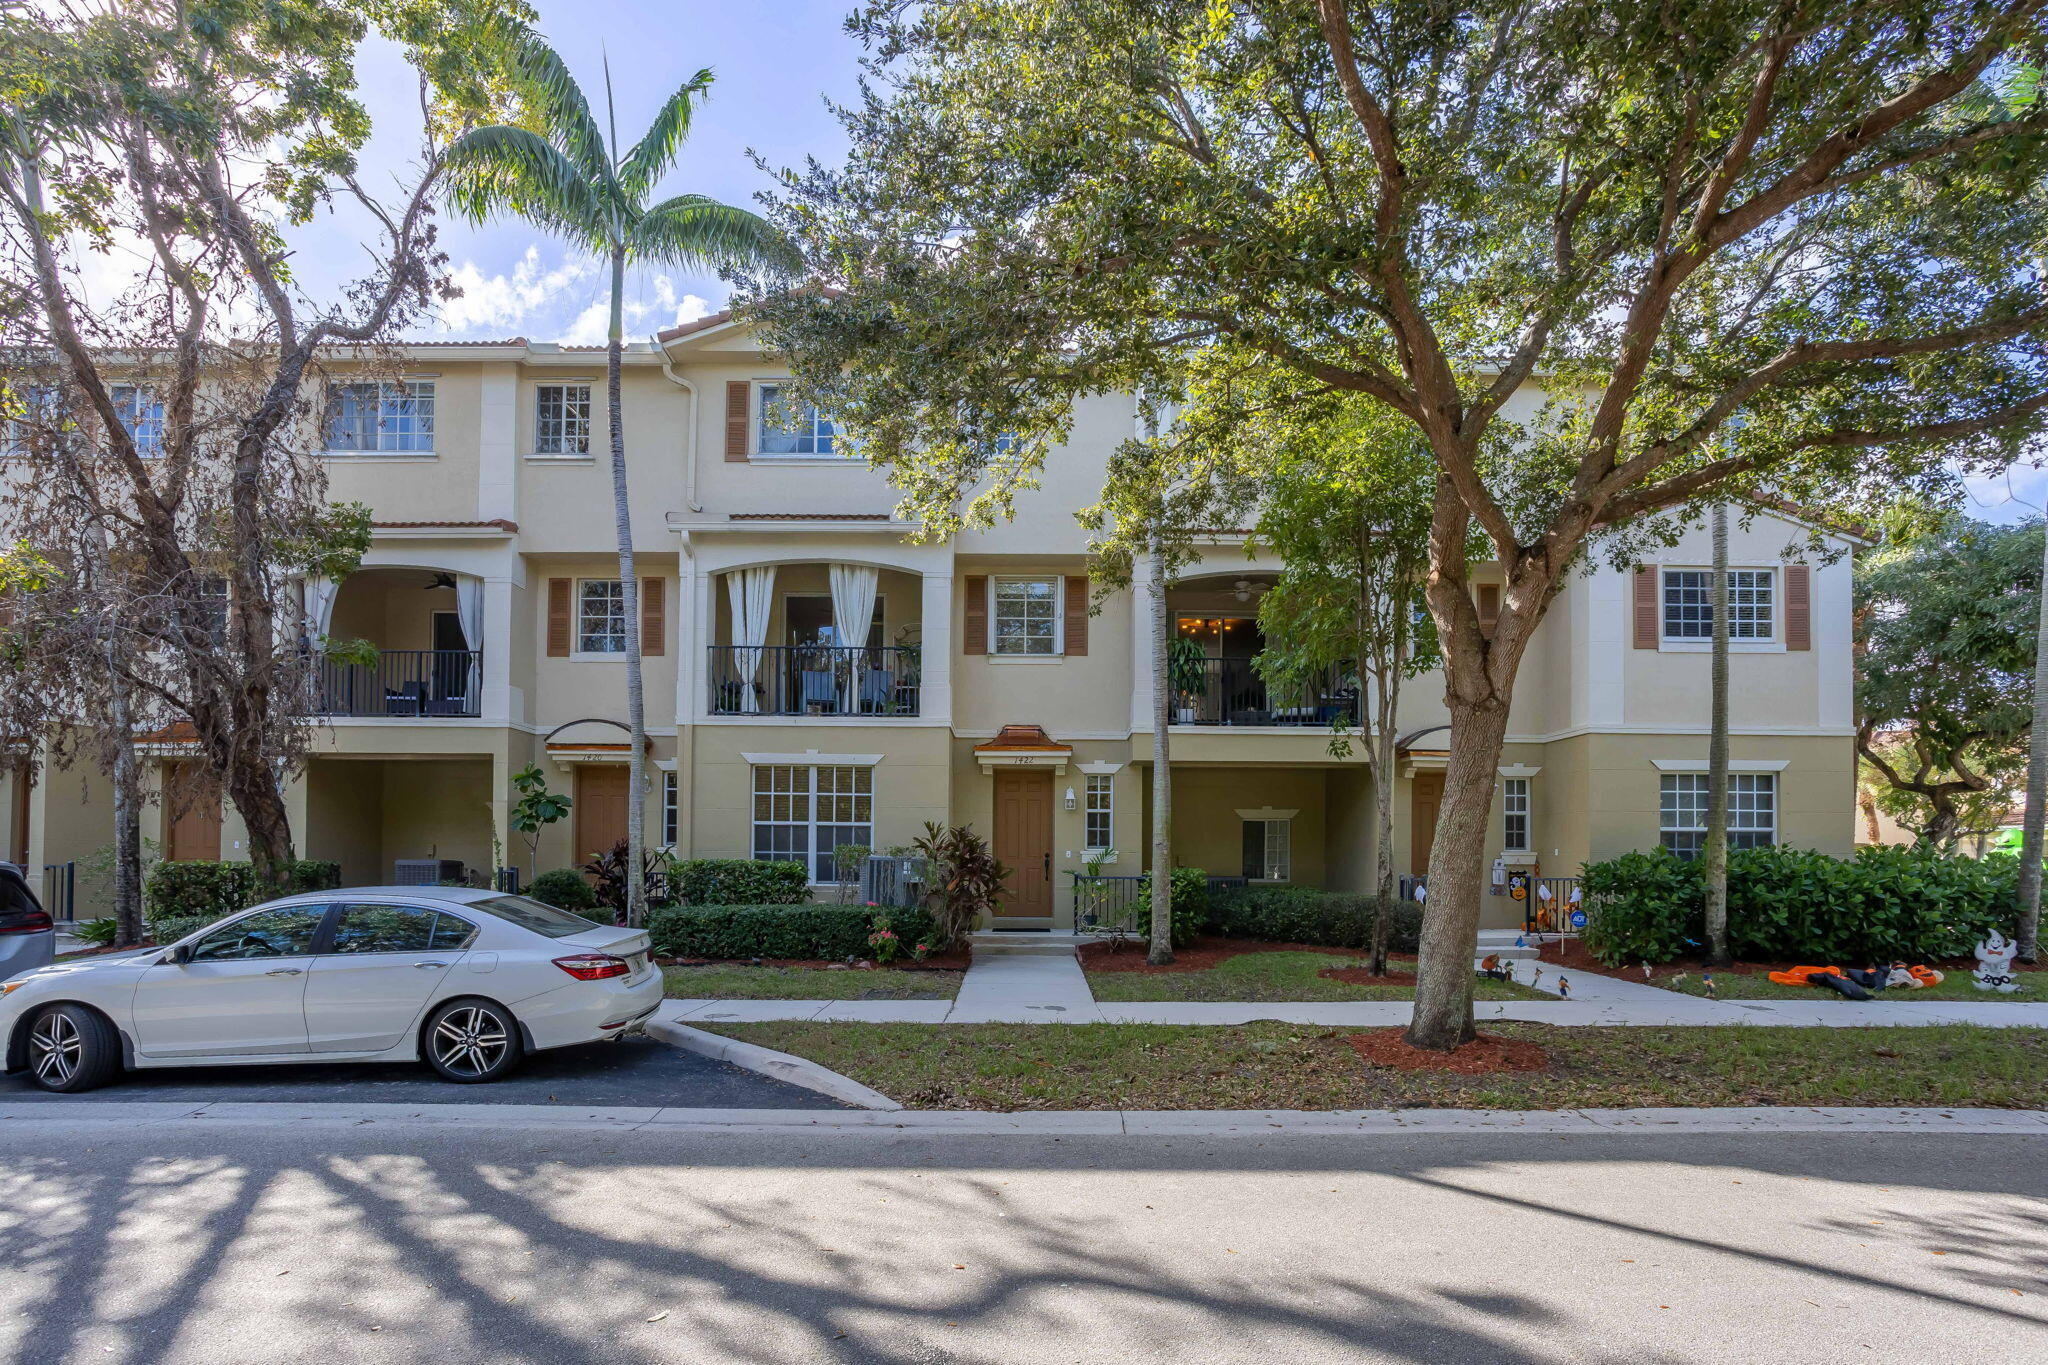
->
[0, 886, 663, 1092]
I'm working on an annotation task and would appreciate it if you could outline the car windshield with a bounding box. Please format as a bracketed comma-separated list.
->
[465, 895, 605, 939]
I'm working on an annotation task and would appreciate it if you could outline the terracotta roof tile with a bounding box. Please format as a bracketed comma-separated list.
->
[726, 512, 893, 522]
[972, 724, 1071, 753]
[371, 519, 519, 532]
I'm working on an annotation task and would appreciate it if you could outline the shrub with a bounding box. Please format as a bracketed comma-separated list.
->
[74, 917, 120, 947]
[147, 915, 214, 945]
[146, 861, 260, 922]
[283, 860, 342, 894]
[648, 904, 938, 961]
[530, 868, 600, 911]
[1134, 866, 1213, 946]
[672, 858, 811, 906]
[1209, 885, 1421, 954]
[1580, 844, 2017, 966]
[911, 822, 1005, 947]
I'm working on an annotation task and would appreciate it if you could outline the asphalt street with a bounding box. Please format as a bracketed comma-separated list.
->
[1, 1119, 2043, 1364]
[0, 1034, 845, 1108]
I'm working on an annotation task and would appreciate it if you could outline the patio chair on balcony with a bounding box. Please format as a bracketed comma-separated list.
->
[859, 667, 894, 713]
[383, 683, 426, 717]
[799, 668, 839, 713]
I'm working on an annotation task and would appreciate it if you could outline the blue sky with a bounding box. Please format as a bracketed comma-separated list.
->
[309, 0, 866, 346]
[265, 1, 2048, 522]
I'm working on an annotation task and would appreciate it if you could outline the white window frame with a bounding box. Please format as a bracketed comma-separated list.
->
[662, 770, 678, 846]
[1084, 773, 1114, 852]
[752, 380, 842, 458]
[1659, 772, 1776, 859]
[534, 381, 594, 456]
[990, 575, 1063, 656]
[1660, 566, 1779, 648]
[750, 763, 874, 884]
[1, 382, 57, 457]
[1243, 817, 1292, 882]
[324, 380, 436, 455]
[574, 578, 628, 656]
[1502, 777, 1531, 853]
[111, 384, 164, 457]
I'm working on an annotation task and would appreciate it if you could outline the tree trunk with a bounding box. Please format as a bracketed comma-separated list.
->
[226, 758, 295, 890]
[605, 248, 649, 929]
[1368, 616, 1404, 978]
[1703, 504, 1732, 966]
[2018, 522, 2048, 961]
[105, 635, 143, 949]
[1405, 696, 1509, 1050]
[1147, 539, 1174, 966]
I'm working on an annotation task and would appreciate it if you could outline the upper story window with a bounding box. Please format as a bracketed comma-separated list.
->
[1502, 777, 1531, 851]
[756, 382, 838, 457]
[1662, 568, 1774, 641]
[325, 380, 435, 454]
[577, 578, 627, 654]
[992, 576, 1061, 655]
[535, 382, 593, 455]
[0, 382, 57, 457]
[112, 384, 164, 457]
[196, 575, 229, 645]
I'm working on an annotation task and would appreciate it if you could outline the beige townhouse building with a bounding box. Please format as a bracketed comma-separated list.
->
[3, 313, 1860, 927]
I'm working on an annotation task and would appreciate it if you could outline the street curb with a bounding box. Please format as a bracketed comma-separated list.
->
[646, 1019, 902, 1111]
[2, 1102, 2043, 1137]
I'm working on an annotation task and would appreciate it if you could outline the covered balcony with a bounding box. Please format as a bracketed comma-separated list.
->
[308, 566, 484, 719]
[1167, 574, 1359, 727]
[707, 562, 923, 717]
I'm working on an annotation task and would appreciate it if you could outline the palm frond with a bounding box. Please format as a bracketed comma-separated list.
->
[627, 195, 798, 274]
[443, 124, 609, 248]
[617, 69, 713, 199]
[505, 33, 616, 188]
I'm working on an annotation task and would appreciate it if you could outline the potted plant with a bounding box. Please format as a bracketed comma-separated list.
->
[1169, 635, 1209, 724]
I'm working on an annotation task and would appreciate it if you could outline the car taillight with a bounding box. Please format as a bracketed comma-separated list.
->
[0, 910, 51, 935]
[553, 952, 630, 980]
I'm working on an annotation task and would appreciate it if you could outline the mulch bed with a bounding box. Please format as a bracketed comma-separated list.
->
[1079, 936, 1364, 974]
[661, 948, 971, 972]
[1346, 1026, 1551, 1074]
[1535, 934, 2044, 983]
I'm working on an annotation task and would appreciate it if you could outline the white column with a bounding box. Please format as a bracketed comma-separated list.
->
[691, 562, 716, 723]
[1129, 553, 1157, 734]
[481, 576, 516, 723]
[675, 551, 703, 727]
[477, 363, 517, 523]
[919, 570, 953, 725]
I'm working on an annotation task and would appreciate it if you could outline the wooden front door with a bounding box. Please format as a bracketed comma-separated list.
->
[992, 768, 1054, 920]
[1410, 771, 1444, 877]
[164, 762, 223, 863]
[574, 765, 630, 863]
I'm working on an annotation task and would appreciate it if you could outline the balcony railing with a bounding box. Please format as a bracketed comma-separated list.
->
[1168, 657, 1359, 727]
[317, 649, 481, 718]
[708, 644, 921, 717]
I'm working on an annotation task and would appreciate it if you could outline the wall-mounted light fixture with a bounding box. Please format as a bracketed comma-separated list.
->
[1063, 786, 1078, 811]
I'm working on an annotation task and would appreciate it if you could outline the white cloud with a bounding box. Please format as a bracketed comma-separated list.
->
[436, 246, 597, 335]
[559, 275, 716, 345]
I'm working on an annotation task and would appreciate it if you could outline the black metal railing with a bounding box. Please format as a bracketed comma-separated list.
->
[318, 649, 482, 718]
[494, 866, 522, 895]
[707, 645, 921, 717]
[41, 861, 75, 925]
[1167, 657, 1358, 727]
[1073, 874, 1147, 937]
[1524, 876, 1584, 935]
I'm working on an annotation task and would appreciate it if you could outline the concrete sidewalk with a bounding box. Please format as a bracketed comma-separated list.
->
[662, 944, 2048, 1027]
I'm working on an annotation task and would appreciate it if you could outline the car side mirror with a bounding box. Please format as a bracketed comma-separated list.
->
[168, 943, 193, 966]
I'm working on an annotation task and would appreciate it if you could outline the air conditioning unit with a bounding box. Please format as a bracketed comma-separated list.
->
[393, 859, 465, 886]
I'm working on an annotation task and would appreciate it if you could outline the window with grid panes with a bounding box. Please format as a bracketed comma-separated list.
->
[1662, 568, 1774, 640]
[1084, 774, 1114, 850]
[535, 383, 593, 454]
[1502, 777, 1531, 851]
[751, 765, 873, 883]
[577, 579, 626, 653]
[992, 576, 1060, 654]
[324, 380, 434, 453]
[1659, 772, 1775, 858]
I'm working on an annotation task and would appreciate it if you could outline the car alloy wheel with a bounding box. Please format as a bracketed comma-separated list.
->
[29, 1009, 81, 1088]
[430, 1004, 511, 1079]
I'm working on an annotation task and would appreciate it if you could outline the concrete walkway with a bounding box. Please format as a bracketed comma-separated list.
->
[662, 943, 2048, 1028]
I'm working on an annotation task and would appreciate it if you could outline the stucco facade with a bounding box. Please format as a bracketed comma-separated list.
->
[5, 317, 1860, 927]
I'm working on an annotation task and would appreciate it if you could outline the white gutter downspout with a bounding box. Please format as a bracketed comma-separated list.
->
[653, 331, 702, 512]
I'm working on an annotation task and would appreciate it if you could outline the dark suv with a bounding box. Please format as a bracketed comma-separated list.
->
[0, 864, 54, 982]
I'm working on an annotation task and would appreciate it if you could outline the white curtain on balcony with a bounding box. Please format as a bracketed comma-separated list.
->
[455, 574, 484, 707]
[727, 565, 776, 713]
[829, 563, 879, 712]
[302, 576, 339, 643]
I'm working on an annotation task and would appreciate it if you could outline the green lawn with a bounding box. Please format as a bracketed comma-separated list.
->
[1649, 968, 2043, 1002]
[701, 1021, 2048, 1111]
[1084, 950, 1549, 1002]
[662, 964, 962, 1001]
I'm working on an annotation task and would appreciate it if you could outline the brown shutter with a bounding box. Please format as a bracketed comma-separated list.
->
[724, 380, 750, 460]
[1476, 583, 1500, 639]
[547, 578, 572, 657]
[1785, 563, 1811, 650]
[962, 575, 987, 655]
[640, 577, 665, 656]
[1632, 567, 1659, 648]
[1063, 574, 1089, 656]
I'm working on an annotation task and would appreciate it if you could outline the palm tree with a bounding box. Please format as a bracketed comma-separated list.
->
[444, 36, 792, 925]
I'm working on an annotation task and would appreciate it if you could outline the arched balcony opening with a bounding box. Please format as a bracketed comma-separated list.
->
[311, 567, 483, 718]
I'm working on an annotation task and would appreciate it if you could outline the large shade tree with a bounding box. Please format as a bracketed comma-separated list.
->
[745, 0, 2048, 1049]
[444, 33, 792, 924]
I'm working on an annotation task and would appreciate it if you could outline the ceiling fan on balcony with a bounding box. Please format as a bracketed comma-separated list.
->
[1231, 579, 1268, 603]
[423, 572, 458, 590]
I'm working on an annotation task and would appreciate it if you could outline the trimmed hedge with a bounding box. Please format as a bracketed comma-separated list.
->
[530, 868, 600, 911]
[144, 859, 342, 923]
[649, 904, 936, 961]
[147, 915, 214, 945]
[672, 858, 811, 905]
[1580, 845, 2017, 966]
[1208, 885, 1421, 953]
[1134, 866, 1212, 946]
